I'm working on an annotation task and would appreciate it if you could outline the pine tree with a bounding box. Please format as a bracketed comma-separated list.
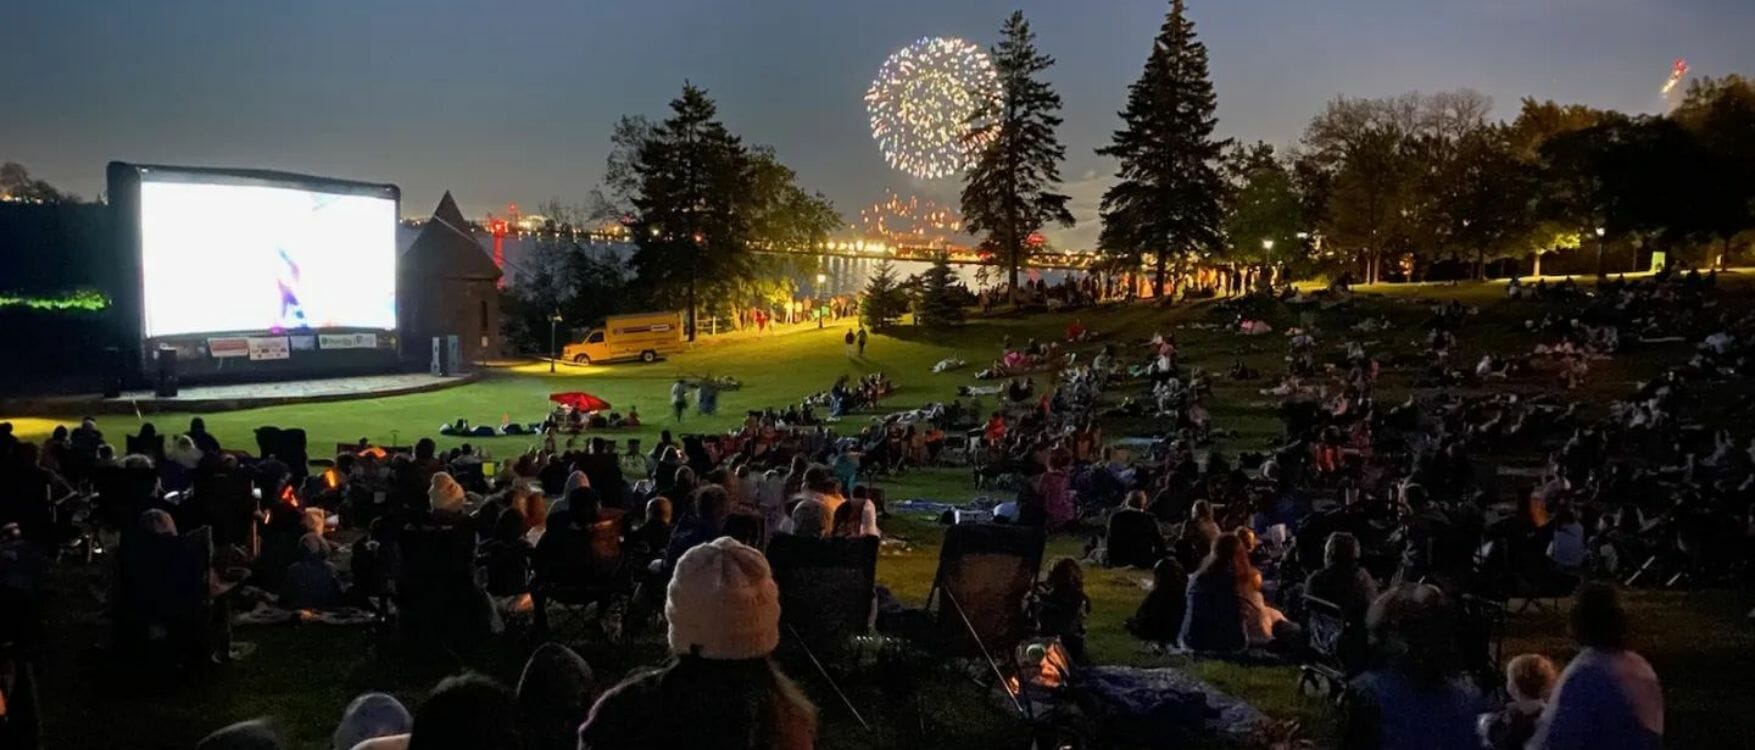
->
[628, 83, 755, 341]
[915, 252, 966, 328]
[860, 260, 907, 330]
[960, 11, 1074, 304]
[1097, 0, 1229, 297]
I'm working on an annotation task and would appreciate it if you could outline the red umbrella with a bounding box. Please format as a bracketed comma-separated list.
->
[549, 391, 611, 412]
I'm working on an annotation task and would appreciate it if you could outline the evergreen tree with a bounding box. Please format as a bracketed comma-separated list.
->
[915, 252, 966, 328]
[628, 83, 755, 341]
[960, 11, 1073, 303]
[860, 260, 907, 330]
[1097, 0, 1228, 297]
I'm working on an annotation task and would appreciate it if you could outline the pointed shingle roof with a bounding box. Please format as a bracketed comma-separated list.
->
[401, 191, 502, 280]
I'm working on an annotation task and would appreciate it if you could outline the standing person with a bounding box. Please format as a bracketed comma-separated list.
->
[856, 327, 868, 358]
[843, 328, 856, 358]
[1528, 584, 1663, 750]
[670, 379, 689, 424]
[578, 537, 817, 749]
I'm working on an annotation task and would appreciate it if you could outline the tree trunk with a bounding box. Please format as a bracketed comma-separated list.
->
[1475, 248, 1486, 281]
[686, 277, 697, 342]
[1008, 254, 1020, 306]
[1153, 252, 1167, 300]
[1531, 251, 1543, 278]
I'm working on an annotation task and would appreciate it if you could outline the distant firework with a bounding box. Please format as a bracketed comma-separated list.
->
[864, 36, 1002, 180]
[1662, 58, 1689, 95]
[859, 191, 964, 247]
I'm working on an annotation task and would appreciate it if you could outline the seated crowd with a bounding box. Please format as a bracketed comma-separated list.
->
[0, 271, 1742, 748]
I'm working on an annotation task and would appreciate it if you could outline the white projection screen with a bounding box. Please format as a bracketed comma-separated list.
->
[138, 178, 397, 338]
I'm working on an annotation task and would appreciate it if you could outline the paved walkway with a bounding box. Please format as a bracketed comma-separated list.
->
[2, 372, 477, 415]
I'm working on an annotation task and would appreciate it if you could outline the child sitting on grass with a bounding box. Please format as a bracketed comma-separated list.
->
[1478, 653, 1558, 750]
[1036, 558, 1093, 665]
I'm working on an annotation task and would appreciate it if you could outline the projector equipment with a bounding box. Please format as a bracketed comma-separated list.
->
[102, 347, 124, 398]
[154, 346, 179, 398]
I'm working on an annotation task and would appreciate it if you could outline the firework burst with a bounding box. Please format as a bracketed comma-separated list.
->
[864, 36, 1002, 180]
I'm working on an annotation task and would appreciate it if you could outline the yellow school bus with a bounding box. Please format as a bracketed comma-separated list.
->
[561, 311, 684, 364]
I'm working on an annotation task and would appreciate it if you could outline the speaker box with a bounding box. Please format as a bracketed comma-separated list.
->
[430, 336, 446, 376]
[154, 347, 179, 398]
[102, 346, 124, 398]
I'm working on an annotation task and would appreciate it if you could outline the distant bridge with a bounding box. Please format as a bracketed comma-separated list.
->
[746, 246, 1101, 271]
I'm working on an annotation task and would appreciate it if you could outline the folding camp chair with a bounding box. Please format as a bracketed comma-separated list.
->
[531, 515, 630, 644]
[767, 534, 880, 660]
[1296, 595, 1354, 702]
[124, 432, 164, 463]
[925, 523, 1046, 675]
[721, 512, 768, 551]
[1456, 593, 1508, 690]
[396, 523, 493, 648]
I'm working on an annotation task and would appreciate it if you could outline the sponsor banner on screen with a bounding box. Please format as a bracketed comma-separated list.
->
[208, 337, 250, 358]
[247, 337, 291, 361]
[290, 335, 317, 351]
[319, 333, 378, 350]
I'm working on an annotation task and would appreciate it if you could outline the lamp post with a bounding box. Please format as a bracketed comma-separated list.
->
[815, 272, 827, 329]
[548, 311, 563, 373]
[1594, 227, 1607, 278]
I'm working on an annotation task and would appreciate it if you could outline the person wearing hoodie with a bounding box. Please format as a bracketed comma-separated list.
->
[578, 537, 817, 749]
[407, 673, 519, 750]
[428, 472, 469, 525]
[332, 693, 412, 750]
[514, 643, 595, 750]
[197, 719, 286, 750]
[280, 532, 346, 610]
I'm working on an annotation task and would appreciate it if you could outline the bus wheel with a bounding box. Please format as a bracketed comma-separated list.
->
[640, 350, 658, 363]
[572, 354, 590, 364]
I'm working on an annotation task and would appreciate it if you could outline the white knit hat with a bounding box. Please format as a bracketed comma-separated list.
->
[666, 536, 781, 660]
[428, 472, 466, 513]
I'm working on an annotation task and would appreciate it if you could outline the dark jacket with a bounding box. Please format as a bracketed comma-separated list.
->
[1126, 564, 1188, 643]
[1103, 508, 1164, 569]
[1178, 572, 1247, 652]
[1304, 562, 1380, 625]
[578, 657, 815, 750]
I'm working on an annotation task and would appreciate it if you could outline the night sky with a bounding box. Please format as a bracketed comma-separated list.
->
[8, 0, 1754, 248]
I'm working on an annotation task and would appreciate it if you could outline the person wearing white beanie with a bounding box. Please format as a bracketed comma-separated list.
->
[579, 537, 816, 749]
[428, 472, 466, 515]
[666, 536, 782, 659]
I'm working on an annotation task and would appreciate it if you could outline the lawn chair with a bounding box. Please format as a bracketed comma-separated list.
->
[396, 522, 493, 648]
[124, 431, 164, 464]
[721, 512, 768, 551]
[1296, 595, 1357, 703]
[1456, 593, 1508, 690]
[531, 514, 630, 644]
[925, 523, 1046, 676]
[767, 534, 879, 661]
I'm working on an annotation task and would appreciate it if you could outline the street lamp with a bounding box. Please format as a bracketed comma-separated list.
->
[1261, 239, 1275, 252]
[547, 311, 564, 373]
[1594, 227, 1607, 278]
[814, 273, 827, 329]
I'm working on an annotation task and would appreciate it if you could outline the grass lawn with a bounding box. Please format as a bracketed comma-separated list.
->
[12, 279, 1755, 748]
